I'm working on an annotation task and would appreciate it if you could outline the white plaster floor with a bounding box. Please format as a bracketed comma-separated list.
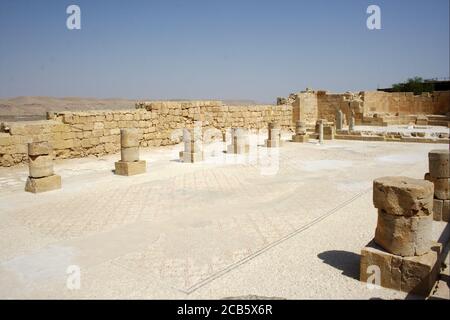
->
[0, 133, 448, 299]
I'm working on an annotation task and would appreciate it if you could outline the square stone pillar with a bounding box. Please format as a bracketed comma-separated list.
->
[265, 122, 282, 148]
[227, 128, 250, 154]
[180, 128, 204, 163]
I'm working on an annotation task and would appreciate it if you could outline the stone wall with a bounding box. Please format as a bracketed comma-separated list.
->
[291, 90, 364, 125]
[289, 90, 449, 125]
[0, 101, 292, 167]
[362, 91, 449, 116]
[1, 90, 448, 167]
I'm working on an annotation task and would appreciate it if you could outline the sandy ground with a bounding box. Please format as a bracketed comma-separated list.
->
[0, 134, 448, 299]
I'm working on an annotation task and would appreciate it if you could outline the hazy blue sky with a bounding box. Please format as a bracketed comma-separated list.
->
[0, 0, 448, 103]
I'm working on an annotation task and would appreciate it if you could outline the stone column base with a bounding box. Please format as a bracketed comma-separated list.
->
[227, 144, 250, 154]
[292, 134, 309, 143]
[265, 139, 283, 148]
[360, 240, 441, 296]
[25, 174, 61, 193]
[180, 151, 203, 163]
[114, 160, 146, 176]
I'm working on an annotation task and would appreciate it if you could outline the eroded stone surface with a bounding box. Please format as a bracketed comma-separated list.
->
[373, 176, 434, 217]
[25, 174, 61, 193]
[121, 147, 139, 162]
[114, 160, 146, 176]
[360, 240, 440, 296]
[374, 210, 432, 256]
[429, 149, 449, 178]
[28, 154, 54, 178]
[120, 129, 139, 148]
[425, 174, 449, 200]
[28, 141, 52, 156]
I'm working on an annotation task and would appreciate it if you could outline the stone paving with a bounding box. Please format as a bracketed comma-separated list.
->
[0, 132, 448, 299]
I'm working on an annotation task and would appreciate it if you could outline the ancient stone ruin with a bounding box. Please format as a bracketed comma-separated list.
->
[291, 121, 309, 143]
[114, 129, 146, 176]
[1, 90, 449, 168]
[265, 122, 282, 148]
[227, 128, 250, 154]
[360, 176, 441, 296]
[425, 149, 450, 222]
[180, 127, 204, 163]
[25, 141, 61, 193]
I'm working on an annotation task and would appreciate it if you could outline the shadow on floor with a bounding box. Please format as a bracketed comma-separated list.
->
[317, 250, 360, 280]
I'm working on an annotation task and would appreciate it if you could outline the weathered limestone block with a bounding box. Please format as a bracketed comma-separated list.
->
[184, 140, 202, 153]
[227, 128, 250, 154]
[295, 121, 307, 135]
[433, 199, 450, 222]
[182, 151, 204, 163]
[265, 122, 281, 148]
[375, 209, 432, 256]
[360, 240, 402, 291]
[433, 199, 443, 221]
[444, 200, 450, 222]
[29, 154, 54, 178]
[264, 139, 279, 148]
[416, 115, 428, 125]
[424, 173, 449, 200]
[373, 177, 434, 217]
[429, 149, 449, 178]
[268, 122, 281, 140]
[292, 121, 309, 143]
[323, 126, 335, 140]
[27, 141, 55, 179]
[114, 128, 146, 175]
[28, 141, 52, 156]
[114, 160, 146, 176]
[25, 174, 61, 193]
[121, 147, 139, 162]
[292, 135, 309, 143]
[180, 128, 203, 163]
[360, 240, 440, 296]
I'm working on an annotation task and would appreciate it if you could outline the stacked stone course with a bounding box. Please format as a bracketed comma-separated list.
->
[0, 102, 292, 167]
[360, 176, 440, 296]
[25, 141, 61, 193]
[227, 128, 250, 154]
[114, 129, 146, 176]
[425, 149, 450, 222]
[180, 128, 204, 163]
[291, 121, 309, 143]
[265, 122, 282, 148]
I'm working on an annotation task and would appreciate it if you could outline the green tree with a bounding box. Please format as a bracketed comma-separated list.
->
[391, 77, 434, 95]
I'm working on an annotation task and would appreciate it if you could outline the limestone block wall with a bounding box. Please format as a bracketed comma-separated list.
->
[291, 91, 318, 123]
[316, 92, 349, 123]
[0, 101, 293, 167]
[434, 91, 450, 114]
[362, 91, 449, 115]
[289, 90, 449, 125]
